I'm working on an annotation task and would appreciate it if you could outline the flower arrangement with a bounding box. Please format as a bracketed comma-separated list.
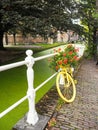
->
[49, 44, 80, 71]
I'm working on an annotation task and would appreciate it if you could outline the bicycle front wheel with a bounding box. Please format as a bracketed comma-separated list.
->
[56, 71, 76, 103]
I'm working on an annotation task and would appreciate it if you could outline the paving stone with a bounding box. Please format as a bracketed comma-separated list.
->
[50, 127, 60, 130]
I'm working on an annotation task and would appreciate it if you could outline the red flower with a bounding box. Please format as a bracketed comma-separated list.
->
[58, 60, 62, 65]
[58, 48, 61, 52]
[75, 57, 80, 61]
[69, 51, 73, 55]
[55, 66, 59, 70]
[75, 48, 79, 52]
[63, 53, 66, 56]
[73, 55, 77, 59]
[73, 56, 80, 61]
[63, 59, 68, 64]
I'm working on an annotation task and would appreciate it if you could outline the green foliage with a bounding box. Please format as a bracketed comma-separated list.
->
[77, 0, 97, 58]
[56, 98, 64, 111]
[84, 42, 96, 58]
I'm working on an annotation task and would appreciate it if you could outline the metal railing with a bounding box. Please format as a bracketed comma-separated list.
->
[0, 50, 57, 125]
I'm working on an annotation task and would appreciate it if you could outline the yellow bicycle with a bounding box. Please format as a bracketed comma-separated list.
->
[56, 66, 76, 103]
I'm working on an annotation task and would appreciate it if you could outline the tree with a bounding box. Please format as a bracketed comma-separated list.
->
[0, 0, 22, 49]
[0, 0, 47, 49]
[0, 0, 83, 49]
[77, 0, 97, 58]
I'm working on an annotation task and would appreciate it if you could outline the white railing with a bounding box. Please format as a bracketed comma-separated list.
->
[0, 50, 57, 125]
[0, 44, 85, 126]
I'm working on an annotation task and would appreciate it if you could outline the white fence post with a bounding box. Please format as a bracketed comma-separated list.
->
[25, 50, 39, 125]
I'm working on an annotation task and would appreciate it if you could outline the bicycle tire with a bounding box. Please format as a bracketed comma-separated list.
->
[56, 71, 76, 103]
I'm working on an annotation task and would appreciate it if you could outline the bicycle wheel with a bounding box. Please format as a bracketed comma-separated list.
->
[56, 71, 76, 103]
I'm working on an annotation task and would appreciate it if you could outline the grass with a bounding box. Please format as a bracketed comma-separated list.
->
[0, 49, 56, 130]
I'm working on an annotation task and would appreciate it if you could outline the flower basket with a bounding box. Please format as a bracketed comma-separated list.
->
[49, 44, 80, 72]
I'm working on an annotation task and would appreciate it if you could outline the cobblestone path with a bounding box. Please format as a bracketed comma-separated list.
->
[37, 59, 98, 130]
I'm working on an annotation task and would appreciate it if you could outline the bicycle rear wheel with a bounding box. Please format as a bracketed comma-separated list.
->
[56, 71, 76, 103]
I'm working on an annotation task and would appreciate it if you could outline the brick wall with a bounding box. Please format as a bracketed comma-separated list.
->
[3, 34, 46, 45]
[3, 31, 77, 45]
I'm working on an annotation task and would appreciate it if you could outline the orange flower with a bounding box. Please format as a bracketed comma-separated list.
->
[75, 57, 80, 61]
[63, 53, 66, 56]
[73, 55, 77, 59]
[63, 59, 68, 64]
[69, 51, 73, 55]
[75, 48, 79, 52]
[58, 60, 62, 65]
[73, 56, 80, 61]
[57, 48, 62, 52]
[55, 66, 59, 70]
